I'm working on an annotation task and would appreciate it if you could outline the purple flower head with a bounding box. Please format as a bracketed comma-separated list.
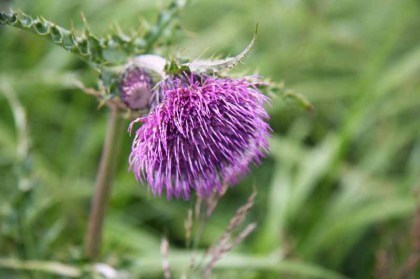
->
[129, 73, 271, 199]
[119, 67, 153, 110]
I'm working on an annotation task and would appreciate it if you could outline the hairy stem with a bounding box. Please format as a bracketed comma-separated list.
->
[85, 107, 125, 260]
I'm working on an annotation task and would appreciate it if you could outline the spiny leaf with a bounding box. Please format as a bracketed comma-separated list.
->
[186, 24, 259, 73]
[269, 81, 315, 112]
[0, 9, 107, 65]
[283, 90, 315, 112]
[1, 2, 188, 66]
[0, 10, 146, 66]
[143, 0, 189, 53]
[98, 0, 187, 59]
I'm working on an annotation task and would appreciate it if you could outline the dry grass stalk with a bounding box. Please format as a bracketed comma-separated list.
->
[224, 191, 256, 235]
[188, 196, 204, 274]
[160, 237, 171, 279]
[195, 195, 203, 221]
[185, 209, 194, 249]
[203, 191, 257, 279]
[375, 190, 420, 279]
[374, 249, 391, 279]
[203, 223, 257, 279]
[188, 185, 228, 273]
[205, 184, 228, 218]
[396, 194, 420, 279]
[225, 223, 257, 251]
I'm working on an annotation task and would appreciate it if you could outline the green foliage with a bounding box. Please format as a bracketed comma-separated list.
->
[1, 0, 420, 278]
[0, 0, 189, 101]
[0, 0, 187, 67]
[0, 9, 121, 65]
[164, 58, 191, 75]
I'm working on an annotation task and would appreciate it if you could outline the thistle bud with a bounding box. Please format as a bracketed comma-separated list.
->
[119, 55, 167, 110]
[119, 67, 153, 110]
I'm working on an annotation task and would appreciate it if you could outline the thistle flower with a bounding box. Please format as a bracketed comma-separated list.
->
[119, 67, 153, 110]
[129, 73, 271, 199]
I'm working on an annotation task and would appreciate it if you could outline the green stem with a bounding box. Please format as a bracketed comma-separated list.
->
[85, 107, 124, 260]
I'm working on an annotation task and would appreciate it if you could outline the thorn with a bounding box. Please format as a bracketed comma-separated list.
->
[114, 22, 123, 34]
[70, 20, 75, 34]
[80, 12, 92, 38]
[98, 99, 108, 109]
[80, 11, 90, 29]
[254, 22, 259, 36]
[109, 21, 117, 33]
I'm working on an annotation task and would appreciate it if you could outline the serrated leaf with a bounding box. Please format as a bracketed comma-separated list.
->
[1, 2, 188, 67]
[49, 25, 62, 43]
[33, 17, 49, 34]
[186, 24, 258, 73]
[0, 10, 17, 24]
[0, 9, 106, 65]
[0, 9, 146, 66]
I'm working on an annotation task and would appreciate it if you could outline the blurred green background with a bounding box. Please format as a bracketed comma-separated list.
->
[1, 0, 419, 278]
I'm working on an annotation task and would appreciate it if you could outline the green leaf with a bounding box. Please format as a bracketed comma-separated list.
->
[164, 58, 191, 75]
[143, 0, 189, 53]
[0, 9, 106, 65]
[0, 8, 175, 66]
[186, 24, 258, 73]
[0, 258, 81, 278]
[133, 251, 347, 279]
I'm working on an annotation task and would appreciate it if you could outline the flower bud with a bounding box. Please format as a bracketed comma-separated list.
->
[119, 67, 153, 110]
